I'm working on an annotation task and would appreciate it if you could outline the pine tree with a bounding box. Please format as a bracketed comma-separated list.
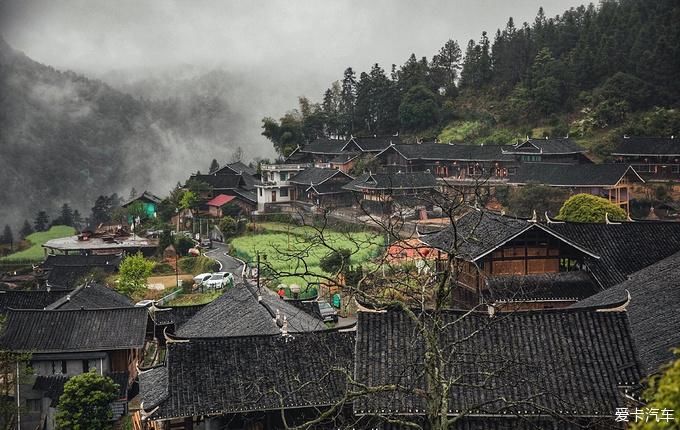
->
[59, 203, 74, 227]
[1, 225, 12, 248]
[72, 210, 83, 231]
[209, 159, 220, 173]
[339, 67, 357, 137]
[34, 211, 49, 232]
[431, 39, 462, 95]
[20, 219, 33, 239]
[129, 187, 138, 200]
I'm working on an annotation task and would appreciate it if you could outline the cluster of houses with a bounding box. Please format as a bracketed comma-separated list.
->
[2, 200, 679, 429]
[176, 135, 680, 225]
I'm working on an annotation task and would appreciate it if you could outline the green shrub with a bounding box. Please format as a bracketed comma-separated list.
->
[178, 256, 219, 275]
[152, 262, 175, 275]
[557, 194, 627, 223]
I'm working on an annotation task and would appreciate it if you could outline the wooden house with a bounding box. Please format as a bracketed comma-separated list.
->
[0, 306, 148, 430]
[423, 209, 680, 310]
[507, 163, 644, 214]
[343, 171, 438, 215]
[287, 167, 354, 209]
[500, 137, 592, 164]
[611, 136, 680, 181]
[121, 191, 163, 219]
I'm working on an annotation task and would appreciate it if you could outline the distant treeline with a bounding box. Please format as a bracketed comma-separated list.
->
[263, 0, 680, 156]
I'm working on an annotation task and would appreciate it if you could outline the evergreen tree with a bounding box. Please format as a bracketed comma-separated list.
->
[34, 211, 49, 232]
[128, 187, 138, 201]
[90, 195, 114, 226]
[1, 225, 12, 248]
[59, 203, 74, 227]
[20, 219, 33, 239]
[209, 159, 220, 173]
[72, 210, 83, 231]
[431, 39, 462, 96]
[339, 67, 357, 137]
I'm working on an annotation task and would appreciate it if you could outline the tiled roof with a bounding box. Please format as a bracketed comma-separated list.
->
[379, 143, 514, 161]
[288, 167, 347, 186]
[46, 265, 117, 289]
[189, 174, 245, 190]
[122, 190, 163, 207]
[354, 309, 641, 418]
[33, 375, 68, 406]
[509, 163, 643, 187]
[330, 152, 359, 164]
[175, 284, 326, 338]
[151, 304, 207, 329]
[299, 139, 347, 155]
[504, 138, 586, 154]
[485, 271, 599, 302]
[611, 136, 680, 156]
[0, 289, 71, 314]
[214, 161, 257, 176]
[343, 172, 437, 191]
[0, 307, 148, 353]
[45, 283, 133, 310]
[41, 254, 122, 269]
[549, 221, 680, 288]
[206, 194, 236, 207]
[351, 136, 400, 151]
[572, 251, 680, 374]
[142, 331, 355, 419]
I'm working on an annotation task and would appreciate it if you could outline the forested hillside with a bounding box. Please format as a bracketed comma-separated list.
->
[0, 38, 243, 229]
[263, 0, 680, 156]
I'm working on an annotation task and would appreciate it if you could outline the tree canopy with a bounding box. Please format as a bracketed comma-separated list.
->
[116, 252, 154, 298]
[557, 194, 627, 223]
[56, 371, 119, 430]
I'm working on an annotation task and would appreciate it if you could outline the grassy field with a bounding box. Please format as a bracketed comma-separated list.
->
[230, 222, 384, 291]
[0, 225, 76, 262]
[165, 290, 222, 306]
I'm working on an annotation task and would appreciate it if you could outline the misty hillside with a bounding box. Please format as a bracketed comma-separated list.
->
[264, 0, 680, 157]
[0, 38, 247, 228]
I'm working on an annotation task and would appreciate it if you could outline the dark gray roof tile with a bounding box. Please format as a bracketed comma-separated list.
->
[0, 307, 148, 353]
[572, 251, 680, 374]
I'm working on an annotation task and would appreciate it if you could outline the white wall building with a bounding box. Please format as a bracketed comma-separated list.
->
[256, 163, 310, 212]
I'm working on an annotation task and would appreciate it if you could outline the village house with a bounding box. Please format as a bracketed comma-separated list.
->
[421, 208, 680, 309]
[500, 137, 592, 164]
[287, 167, 354, 209]
[255, 163, 311, 212]
[36, 254, 122, 289]
[572, 250, 680, 375]
[343, 171, 439, 215]
[1, 306, 148, 430]
[205, 194, 248, 218]
[140, 305, 642, 429]
[354, 308, 641, 429]
[187, 173, 257, 212]
[507, 163, 644, 214]
[286, 135, 398, 165]
[42, 228, 157, 257]
[121, 190, 163, 219]
[611, 136, 680, 181]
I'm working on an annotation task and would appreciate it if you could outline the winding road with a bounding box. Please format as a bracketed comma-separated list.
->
[203, 242, 246, 285]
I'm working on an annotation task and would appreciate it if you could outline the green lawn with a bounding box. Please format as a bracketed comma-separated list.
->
[230, 222, 384, 291]
[1, 225, 76, 262]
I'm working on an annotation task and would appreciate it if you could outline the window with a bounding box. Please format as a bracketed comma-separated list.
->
[280, 187, 289, 197]
[507, 167, 517, 176]
[52, 360, 67, 375]
[280, 172, 288, 181]
[258, 188, 263, 197]
[521, 155, 542, 162]
[673, 165, 680, 173]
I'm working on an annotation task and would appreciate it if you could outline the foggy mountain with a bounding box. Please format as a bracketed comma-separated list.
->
[0, 37, 272, 229]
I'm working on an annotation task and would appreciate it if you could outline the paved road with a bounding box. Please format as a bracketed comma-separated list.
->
[204, 242, 246, 285]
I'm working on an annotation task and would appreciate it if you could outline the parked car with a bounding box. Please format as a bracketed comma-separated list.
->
[200, 238, 213, 249]
[317, 300, 338, 323]
[194, 272, 234, 289]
